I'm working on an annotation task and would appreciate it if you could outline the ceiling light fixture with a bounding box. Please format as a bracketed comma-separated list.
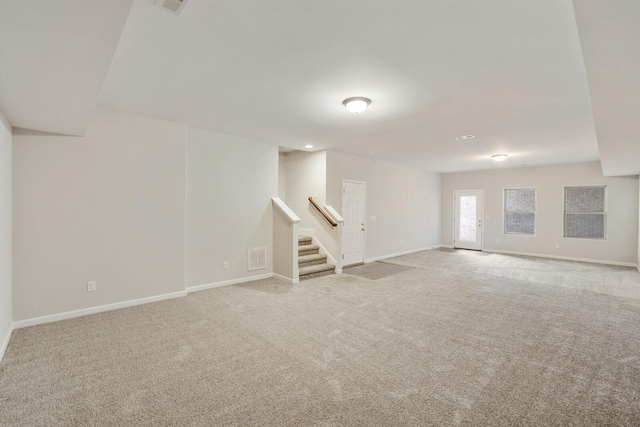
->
[157, 0, 191, 16]
[492, 154, 508, 162]
[456, 135, 475, 140]
[304, 144, 313, 149]
[342, 97, 371, 114]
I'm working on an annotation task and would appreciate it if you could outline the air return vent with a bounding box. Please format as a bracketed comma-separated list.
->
[248, 247, 267, 271]
[156, 0, 190, 16]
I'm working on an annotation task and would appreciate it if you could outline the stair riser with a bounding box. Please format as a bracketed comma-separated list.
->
[299, 258, 327, 268]
[298, 249, 319, 256]
[300, 269, 335, 281]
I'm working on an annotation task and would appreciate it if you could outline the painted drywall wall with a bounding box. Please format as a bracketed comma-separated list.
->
[278, 152, 287, 200]
[284, 151, 340, 260]
[441, 161, 639, 265]
[284, 150, 326, 215]
[638, 177, 640, 271]
[0, 108, 12, 354]
[272, 200, 298, 282]
[326, 151, 442, 261]
[13, 109, 187, 320]
[185, 128, 277, 288]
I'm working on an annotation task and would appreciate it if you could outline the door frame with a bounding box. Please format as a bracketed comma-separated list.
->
[342, 179, 367, 266]
[452, 189, 484, 250]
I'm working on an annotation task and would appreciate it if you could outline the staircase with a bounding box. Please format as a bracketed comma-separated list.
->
[298, 236, 335, 281]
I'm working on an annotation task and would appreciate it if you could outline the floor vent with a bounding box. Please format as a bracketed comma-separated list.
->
[248, 247, 267, 271]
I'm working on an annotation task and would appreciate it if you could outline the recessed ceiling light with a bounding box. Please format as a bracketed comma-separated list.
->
[343, 97, 371, 114]
[305, 144, 313, 149]
[456, 135, 475, 140]
[492, 154, 508, 162]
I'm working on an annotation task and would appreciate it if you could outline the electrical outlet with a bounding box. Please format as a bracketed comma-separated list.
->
[223, 261, 229, 269]
[87, 281, 96, 292]
[555, 243, 560, 248]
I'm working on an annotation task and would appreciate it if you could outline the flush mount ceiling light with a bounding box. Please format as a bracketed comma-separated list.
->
[304, 144, 313, 149]
[492, 154, 508, 162]
[342, 97, 371, 114]
[456, 135, 475, 140]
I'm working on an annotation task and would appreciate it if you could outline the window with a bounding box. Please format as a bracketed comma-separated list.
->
[504, 188, 536, 235]
[564, 186, 606, 239]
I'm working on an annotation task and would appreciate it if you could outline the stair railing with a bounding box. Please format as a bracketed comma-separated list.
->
[308, 197, 338, 228]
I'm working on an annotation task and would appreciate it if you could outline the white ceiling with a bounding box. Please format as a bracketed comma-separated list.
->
[572, 0, 640, 176]
[0, 0, 133, 135]
[1, 0, 636, 174]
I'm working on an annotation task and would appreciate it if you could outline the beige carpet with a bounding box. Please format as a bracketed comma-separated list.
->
[343, 261, 414, 280]
[1, 250, 640, 426]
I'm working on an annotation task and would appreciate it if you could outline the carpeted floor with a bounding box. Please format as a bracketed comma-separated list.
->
[343, 261, 414, 280]
[1, 250, 640, 426]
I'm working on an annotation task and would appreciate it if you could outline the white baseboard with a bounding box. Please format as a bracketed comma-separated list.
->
[483, 248, 638, 268]
[6, 272, 302, 359]
[438, 244, 454, 249]
[1, 323, 14, 362]
[365, 246, 439, 263]
[272, 273, 299, 284]
[186, 273, 273, 294]
[12, 290, 188, 330]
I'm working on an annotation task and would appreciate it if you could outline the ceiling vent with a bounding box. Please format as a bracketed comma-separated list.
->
[156, 0, 190, 16]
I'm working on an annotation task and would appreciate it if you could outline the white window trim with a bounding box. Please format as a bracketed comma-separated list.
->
[563, 185, 607, 240]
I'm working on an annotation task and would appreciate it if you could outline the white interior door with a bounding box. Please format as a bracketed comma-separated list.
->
[342, 181, 365, 266]
[454, 190, 483, 250]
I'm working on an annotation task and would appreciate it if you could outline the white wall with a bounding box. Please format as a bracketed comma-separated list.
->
[13, 109, 187, 320]
[272, 200, 298, 282]
[284, 150, 327, 216]
[185, 128, 277, 288]
[284, 151, 338, 256]
[278, 152, 287, 200]
[441, 161, 639, 265]
[326, 151, 441, 262]
[0, 108, 12, 355]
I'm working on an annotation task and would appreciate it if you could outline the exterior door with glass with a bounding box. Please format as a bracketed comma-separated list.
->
[453, 190, 483, 250]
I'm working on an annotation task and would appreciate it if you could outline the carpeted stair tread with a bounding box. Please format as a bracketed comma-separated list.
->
[298, 244, 319, 255]
[299, 253, 326, 263]
[298, 253, 327, 267]
[297, 237, 335, 279]
[298, 236, 312, 245]
[299, 263, 335, 276]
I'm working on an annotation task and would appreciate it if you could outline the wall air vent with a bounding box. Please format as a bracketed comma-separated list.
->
[248, 247, 267, 271]
[156, 0, 190, 16]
